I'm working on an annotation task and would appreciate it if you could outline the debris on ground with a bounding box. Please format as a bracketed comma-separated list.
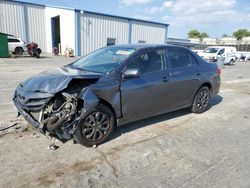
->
[0, 123, 17, 132]
[48, 144, 59, 151]
[31, 132, 40, 139]
[0, 117, 30, 137]
[15, 125, 28, 133]
[47, 136, 60, 150]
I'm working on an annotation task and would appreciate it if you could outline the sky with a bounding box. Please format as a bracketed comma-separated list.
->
[21, 0, 250, 39]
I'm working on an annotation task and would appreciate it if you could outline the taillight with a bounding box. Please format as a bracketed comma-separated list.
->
[217, 67, 221, 75]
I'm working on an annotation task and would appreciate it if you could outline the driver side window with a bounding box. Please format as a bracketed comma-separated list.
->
[127, 49, 165, 75]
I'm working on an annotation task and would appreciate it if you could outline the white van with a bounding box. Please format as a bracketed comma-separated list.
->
[198, 46, 237, 65]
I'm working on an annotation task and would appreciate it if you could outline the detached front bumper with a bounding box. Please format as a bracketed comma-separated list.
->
[13, 99, 44, 134]
[13, 86, 53, 133]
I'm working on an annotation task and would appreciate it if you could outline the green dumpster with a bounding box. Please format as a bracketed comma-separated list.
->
[0, 33, 9, 58]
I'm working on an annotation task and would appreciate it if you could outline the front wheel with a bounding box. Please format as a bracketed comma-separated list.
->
[14, 47, 24, 55]
[191, 86, 211, 113]
[73, 104, 115, 147]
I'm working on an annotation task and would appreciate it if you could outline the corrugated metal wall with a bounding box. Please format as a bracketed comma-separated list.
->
[26, 4, 47, 52]
[0, 1, 47, 52]
[0, 1, 25, 40]
[131, 21, 166, 44]
[80, 13, 129, 56]
[1, 1, 168, 56]
[79, 13, 167, 56]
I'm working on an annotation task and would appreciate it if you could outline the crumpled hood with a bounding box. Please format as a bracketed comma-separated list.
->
[20, 67, 103, 93]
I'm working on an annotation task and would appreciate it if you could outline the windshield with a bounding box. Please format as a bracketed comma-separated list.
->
[203, 48, 219, 53]
[70, 47, 136, 74]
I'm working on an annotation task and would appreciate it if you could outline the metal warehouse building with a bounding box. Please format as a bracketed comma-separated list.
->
[0, 0, 169, 56]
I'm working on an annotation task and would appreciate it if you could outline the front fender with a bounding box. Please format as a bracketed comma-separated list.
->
[80, 87, 99, 112]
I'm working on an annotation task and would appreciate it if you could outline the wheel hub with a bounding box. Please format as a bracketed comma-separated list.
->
[94, 123, 101, 130]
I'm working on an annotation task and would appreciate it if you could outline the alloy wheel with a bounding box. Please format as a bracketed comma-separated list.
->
[196, 90, 209, 110]
[82, 112, 110, 141]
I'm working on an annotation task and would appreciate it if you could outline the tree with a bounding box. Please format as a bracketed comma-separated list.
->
[188, 30, 209, 39]
[222, 34, 228, 38]
[188, 29, 201, 38]
[233, 29, 250, 40]
[201, 32, 209, 38]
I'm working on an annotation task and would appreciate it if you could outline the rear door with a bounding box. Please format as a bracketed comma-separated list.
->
[166, 47, 201, 108]
[7, 38, 15, 52]
[120, 48, 171, 120]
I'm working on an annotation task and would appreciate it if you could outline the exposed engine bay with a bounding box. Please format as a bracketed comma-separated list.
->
[41, 92, 80, 141]
[37, 79, 98, 142]
[13, 77, 103, 144]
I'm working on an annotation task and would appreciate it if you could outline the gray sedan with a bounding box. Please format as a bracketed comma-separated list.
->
[13, 44, 221, 147]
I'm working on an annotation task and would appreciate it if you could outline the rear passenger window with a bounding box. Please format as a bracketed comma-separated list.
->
[7, 38, 20, 43]
[8, 38, 14, 43]
[168, 48, 197, 68]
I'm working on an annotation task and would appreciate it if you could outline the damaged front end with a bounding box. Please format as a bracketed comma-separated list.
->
[40, 92, 81, 141]
[13, 78, 100, 143]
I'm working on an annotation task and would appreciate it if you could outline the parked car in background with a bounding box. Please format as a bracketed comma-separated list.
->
[8, 36, 27, 55]
[13, 44, 221, 147]
[192, 49, 203, 54]
[236, 53, 250, 62]
[198, 46, 237, 65]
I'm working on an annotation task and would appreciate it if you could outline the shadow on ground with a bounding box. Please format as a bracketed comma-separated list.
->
[9, 55, 53, 59]
[208, 95, 223, 109]
[107, 95, 223, 143]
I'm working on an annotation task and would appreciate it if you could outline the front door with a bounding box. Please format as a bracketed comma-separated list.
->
[120, 49, 171, 120]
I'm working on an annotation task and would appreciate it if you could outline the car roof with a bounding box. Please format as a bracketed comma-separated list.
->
[8, 36, 21, 39]
[111, 44, 188, 50]
[208, 46, 236, 49]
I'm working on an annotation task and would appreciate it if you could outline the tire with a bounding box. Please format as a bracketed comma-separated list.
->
[34, 52, 40, 58]
[14, 47, 24, 55]
[73, 104, 115, 147]
[191, 86, 211, 113]
[229, 59, 234, 65]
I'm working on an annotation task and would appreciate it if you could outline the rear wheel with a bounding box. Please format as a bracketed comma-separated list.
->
[34, 52, 40, 58]
[228, 59, 234, 65]
[74, 104, 115, 147]
[14, 47, 24, 55]
[191, 86, 210, 113]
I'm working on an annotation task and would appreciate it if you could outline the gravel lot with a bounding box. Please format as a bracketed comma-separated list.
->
[0, 56, 250, 188]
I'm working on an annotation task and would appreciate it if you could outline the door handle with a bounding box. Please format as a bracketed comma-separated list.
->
[162, 77, 169, 82]
[196, 72, 201, 76]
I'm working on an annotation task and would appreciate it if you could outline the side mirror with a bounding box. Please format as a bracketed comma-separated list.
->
[123, 68, 140, 79]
